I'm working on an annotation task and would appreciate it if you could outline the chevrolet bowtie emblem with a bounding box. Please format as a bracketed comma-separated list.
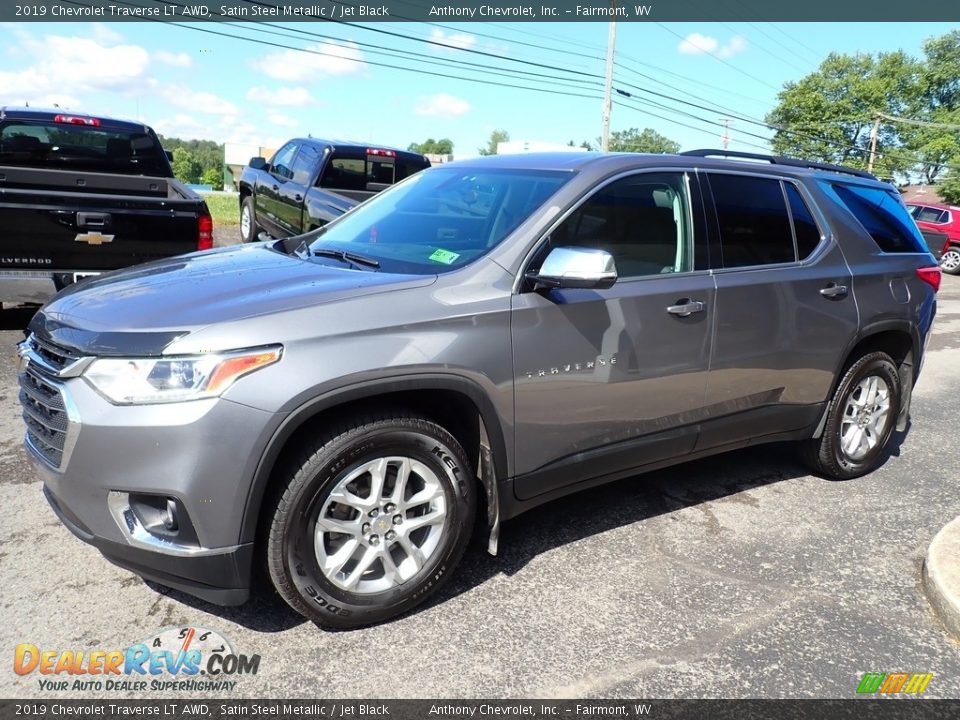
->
[75, 232, 114, 245]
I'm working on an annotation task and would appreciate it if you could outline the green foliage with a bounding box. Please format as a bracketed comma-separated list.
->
[201, 167, 223, 191]
[939, 173, 960, 205]
[407, 138, 454, 155]
[159, 135, 224, 186]
[568, 139, 595, 150]
[478, 130, 509, 156]
[767, 32, 960, 184]
[170, 147, 202, 184]
[600, 127, 680, 154]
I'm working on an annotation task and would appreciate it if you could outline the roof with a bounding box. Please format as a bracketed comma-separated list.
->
[444, 150, 891, 186]
[0, 106, 149, 132]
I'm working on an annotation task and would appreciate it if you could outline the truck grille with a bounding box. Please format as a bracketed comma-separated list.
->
[19, 364, 68, 468]
[29, 335, 81, 374]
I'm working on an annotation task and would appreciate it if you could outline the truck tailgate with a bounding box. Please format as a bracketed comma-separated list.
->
[0, 186, 199, 272]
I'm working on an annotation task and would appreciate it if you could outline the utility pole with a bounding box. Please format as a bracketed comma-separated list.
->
[719, 118, 733, 150]
[867, 114, 881, 173]
[601, 16, 617, 152]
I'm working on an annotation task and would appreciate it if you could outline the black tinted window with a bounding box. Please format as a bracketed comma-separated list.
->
[271, 143, 298, 180]
[709, 174, 795, 267]
[549, 172, 693, 278]
[826, 183, 924, 253]
[291, 145, 319, 185]
[0, 121, 169, 176]
[785, 184, 822, 260]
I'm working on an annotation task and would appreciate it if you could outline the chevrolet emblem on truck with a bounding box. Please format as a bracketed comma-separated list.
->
[74, 232, 114, 245]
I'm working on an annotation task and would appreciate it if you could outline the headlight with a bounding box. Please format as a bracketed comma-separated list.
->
[83, 346, 282, 405]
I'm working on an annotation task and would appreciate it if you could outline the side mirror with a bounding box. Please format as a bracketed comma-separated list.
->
[526, 246, 618, 290]
[249, 156, 268, 171]
[164, 149, 174, 162]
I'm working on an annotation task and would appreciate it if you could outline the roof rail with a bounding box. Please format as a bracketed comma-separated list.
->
[680, 149, 877, 180]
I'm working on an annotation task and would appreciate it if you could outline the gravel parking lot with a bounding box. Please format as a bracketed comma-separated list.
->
[1, 275, 959, 700]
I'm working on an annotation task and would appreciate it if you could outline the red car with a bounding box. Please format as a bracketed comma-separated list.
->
[907, 201, 960, 274]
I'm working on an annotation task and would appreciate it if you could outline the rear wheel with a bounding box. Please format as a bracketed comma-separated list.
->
[265, 414, 476, 628]
[801, 352, 902, 479]
[941, 247, 960, 275]
[240, 197, 260, 243]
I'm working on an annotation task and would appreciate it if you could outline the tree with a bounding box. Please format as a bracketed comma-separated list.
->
[568, 139, 595, 150]
[407, 138, 454, 155]
[939, 172, 960, 204]
[478, 130, 509, 156]
[201, 167, 223, 190]
[159, 135, 224, 186]
[599, 128, 680, 154]
[171, 147, 202, 184]
[766, 50, 921, 178]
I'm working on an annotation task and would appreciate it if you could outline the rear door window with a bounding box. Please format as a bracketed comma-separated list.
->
[916, 206, 947, 224]
[708, 173, 796, 267]
[824, 183, 925, 253]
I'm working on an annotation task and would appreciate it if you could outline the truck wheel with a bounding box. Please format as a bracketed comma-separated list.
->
[265, 414, 476, 628]
[941, 247, 960, 275]
[801, 351, 901, 480]
[240, 197, 260, 243]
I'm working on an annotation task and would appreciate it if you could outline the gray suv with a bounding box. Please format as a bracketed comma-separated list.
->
[19, 150, 940, 628]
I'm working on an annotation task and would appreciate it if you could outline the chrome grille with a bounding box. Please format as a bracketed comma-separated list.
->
[19, 365, 68, 468]
[29, 335, 81, 374]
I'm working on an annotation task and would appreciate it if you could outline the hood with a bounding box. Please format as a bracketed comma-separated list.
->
[30, 244, 436, 355]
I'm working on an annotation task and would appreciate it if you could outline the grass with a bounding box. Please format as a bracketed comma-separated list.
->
[201, 192, 241, 226]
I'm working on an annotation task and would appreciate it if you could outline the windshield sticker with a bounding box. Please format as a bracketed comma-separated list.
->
[428, 248, 460, 265]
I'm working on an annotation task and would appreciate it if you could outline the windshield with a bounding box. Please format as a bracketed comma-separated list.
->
[305, 167, 573, 273]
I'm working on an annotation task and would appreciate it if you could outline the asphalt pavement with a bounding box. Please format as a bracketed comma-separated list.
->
[1, 264, 959, 700]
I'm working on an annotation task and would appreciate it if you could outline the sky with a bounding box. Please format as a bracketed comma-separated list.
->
[1, 20, 958, 159]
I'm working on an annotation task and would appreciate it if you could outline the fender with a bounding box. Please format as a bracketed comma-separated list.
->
[812, 318, 921, 439]
[238, 373, 510, 545]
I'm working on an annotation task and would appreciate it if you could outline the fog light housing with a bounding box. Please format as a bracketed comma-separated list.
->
[107, 491, 200, 552]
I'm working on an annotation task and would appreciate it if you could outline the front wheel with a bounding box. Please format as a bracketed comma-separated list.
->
[941, 247, 960, 275]
[265, 415, 476, 628]
[801, 352, 902, 479]
[239, 197, 260, 243]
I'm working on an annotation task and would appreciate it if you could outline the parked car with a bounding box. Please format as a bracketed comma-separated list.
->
[907, 200, 960, 274]
[237, 138, 430, 243]
[0, 107, 212, 304]
[21, 149, 939, 628]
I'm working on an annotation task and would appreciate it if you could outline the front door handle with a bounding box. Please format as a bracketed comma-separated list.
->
[666, 299, 705, 317]
[271, 184, 279, 192]
[820, 283, 848, 299]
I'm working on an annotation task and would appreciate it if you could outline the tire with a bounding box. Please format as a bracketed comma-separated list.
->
[941, 247, 960, 275]
[265, 414, 476, 628]
[801, 351, 902, 480]
[239, 197, 260, 243]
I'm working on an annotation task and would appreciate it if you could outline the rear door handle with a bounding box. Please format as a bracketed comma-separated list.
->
[666, 300, 705, 317]
[820, 283, 848, 299]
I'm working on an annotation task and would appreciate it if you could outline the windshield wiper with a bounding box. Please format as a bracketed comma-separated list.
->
[307, 247, 381, 269]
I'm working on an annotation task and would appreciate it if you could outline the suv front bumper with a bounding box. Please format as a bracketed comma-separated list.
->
[22, 373, 281, 607]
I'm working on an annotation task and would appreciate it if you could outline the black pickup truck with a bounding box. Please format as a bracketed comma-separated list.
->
[237, 138, 429, 242]
[0, 107, 212, 305]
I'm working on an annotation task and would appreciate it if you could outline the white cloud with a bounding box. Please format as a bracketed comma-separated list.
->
[718, 35, 747, 59]
[429, 29, 477, 51]
[155, 50, 192, 68]
[90, 23, 124, 45]
[268, 113, 298, 128]
[252, 42, 365, 82]
[413, 93, 471, 118]
[0, 31, 150, 104]
[246, 86, 316, 107]
[678, 32, 747, 58]
[157, 85, 238, 116]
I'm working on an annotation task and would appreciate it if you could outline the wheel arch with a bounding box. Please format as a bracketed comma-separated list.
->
[239, 375, 509, 546]
[812, 321, 918, 438]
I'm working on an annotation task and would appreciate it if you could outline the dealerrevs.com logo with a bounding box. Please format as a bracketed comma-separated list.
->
[14, 626, 260, 693]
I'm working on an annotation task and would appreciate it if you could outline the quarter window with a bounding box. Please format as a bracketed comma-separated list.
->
[825, 183, 925, 253]
[708, 174, 795, 267]
[546, 172, 694, 278]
